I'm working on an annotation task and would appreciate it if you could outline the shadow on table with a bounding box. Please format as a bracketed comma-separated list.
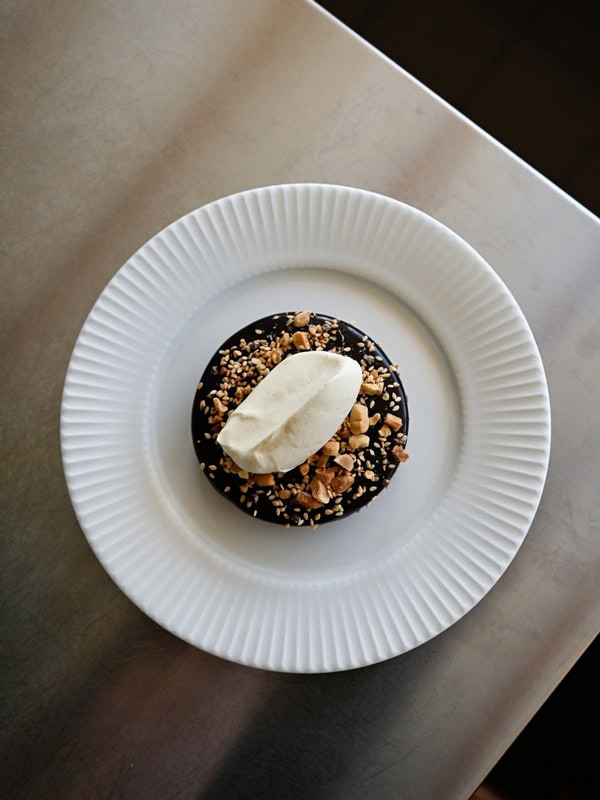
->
[198, 650, 427, 800]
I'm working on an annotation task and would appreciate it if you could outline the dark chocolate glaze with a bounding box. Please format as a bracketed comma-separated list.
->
[191, 312, 409, 527]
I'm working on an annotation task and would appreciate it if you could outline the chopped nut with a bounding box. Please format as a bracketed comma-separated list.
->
[292, 331, 310, 350]
[254, 473, 275, 486]
[321, 439, 340, 457]
[349, 403, 369, 434]
[369, 413, 381, 426]
[297, 491, 321, 509]
[315, 467, 335, 486]
[279, 489, 291, 500]
[213, 396, 227, 416]
[299, 462, 310, 476]
[385, 413, 403, 431]
[379, 424, 391, 438]
[317, 455, 329, 468]
[293, 310, 312, 327]
[334, 453, 355, 471]
[349, 434, 370, 450]
[270, 348, 282, 364]
[361, 381, 383, 395]
[392, 445, 410, 462]
[331, 474, 354, 494]
[337, 420, 350, 439]
[310, 477, 330, 505]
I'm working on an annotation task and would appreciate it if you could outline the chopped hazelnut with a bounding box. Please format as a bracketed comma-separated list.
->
[334, 453, 355, 471]
[315, 467, 335, 485]
[379, 424, 391, 438]
[293, 310, 312, 327]
[292, 331, 310, 350]
[321, 439, 340, 457]
[297, 491, 321, 509]
[349, 403, 369, 434]
[392, 445, 410, 462]
[212, 396, 227, 416]
[299, 462, 310, 476]
[310, 477, 330, 505]
[349, 434, 370, 450]
[254, 473, 275, 486]
[385, 413, 403, 431]
[331, 474, 354, 494]
[337, 420, 351, 439]
[361, 381, 383, 395]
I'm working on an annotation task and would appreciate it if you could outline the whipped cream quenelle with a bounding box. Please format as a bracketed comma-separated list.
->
[217, 351, 362, 474]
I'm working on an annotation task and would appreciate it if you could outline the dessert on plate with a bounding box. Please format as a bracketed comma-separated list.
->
[191, 311, 409, 527]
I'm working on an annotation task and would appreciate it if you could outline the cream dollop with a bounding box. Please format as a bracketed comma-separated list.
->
[217, 351, 362, 474]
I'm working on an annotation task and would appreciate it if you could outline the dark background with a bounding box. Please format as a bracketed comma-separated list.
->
[316, 2, 599, 798]
[316, 0, 600, 217]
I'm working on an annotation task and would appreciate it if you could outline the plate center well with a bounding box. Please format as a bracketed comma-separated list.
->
[149, 267, 462, 580]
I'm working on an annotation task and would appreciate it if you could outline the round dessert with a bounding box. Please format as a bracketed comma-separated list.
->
[191, 311, 409, 528]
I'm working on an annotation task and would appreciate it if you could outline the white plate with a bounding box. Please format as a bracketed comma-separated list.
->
[61, 184, 550, 672]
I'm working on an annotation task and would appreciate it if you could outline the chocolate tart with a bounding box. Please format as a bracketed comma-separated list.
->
[191, 311, 409, 527]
